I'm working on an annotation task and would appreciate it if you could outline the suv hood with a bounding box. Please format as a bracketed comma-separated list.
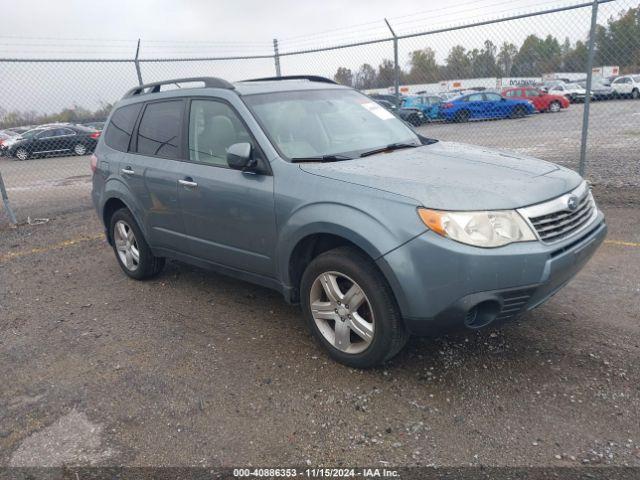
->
[299, 141, 582, 210]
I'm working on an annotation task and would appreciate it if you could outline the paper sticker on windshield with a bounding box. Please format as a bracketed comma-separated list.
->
[361, 102, 395, 120]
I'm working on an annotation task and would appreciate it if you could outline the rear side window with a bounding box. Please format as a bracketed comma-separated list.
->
[136, 100, 183, 159]
[105, 103, 142, 152]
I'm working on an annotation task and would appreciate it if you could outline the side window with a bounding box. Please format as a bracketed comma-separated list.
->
[37, 129, 55, 138]
[136, 101, 183, 159]
[105, 103, 143, 152]
[467, 93, 484, 102]
[484, 93, 502, 101]
[504, 90, 513, 97]
[58, 128, 75, 136]
[188, 99, 254, 167]
[526, 89, 539, 97]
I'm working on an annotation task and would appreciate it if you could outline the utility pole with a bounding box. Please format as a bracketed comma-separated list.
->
[579, 0, 599, 177]
[134, 39, 143, 86]
[273, 39, 282, 77]
[384, 19, 400, 104]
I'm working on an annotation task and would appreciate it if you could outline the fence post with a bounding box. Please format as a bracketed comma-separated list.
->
[579, 0, 599, 177]
[134, 39, 143, 86]
[384, 19, 400, 102]
[273, 39, 282, 77]
[0, 171, 17, 225]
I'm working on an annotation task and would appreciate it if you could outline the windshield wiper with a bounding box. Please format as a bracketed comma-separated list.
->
[290, 154, 353, 163]
[359, 142, 419, 158]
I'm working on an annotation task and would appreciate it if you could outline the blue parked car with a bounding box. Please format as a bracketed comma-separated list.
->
[401, 95, 443, 122]
[440, 92, 535, 122]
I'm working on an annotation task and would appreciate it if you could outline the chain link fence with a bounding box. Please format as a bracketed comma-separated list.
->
[1, 0, 639, 226]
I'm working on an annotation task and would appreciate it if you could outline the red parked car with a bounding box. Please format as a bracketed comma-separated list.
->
[502, 87, 570, 113]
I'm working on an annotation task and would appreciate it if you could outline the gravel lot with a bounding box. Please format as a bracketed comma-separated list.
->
[1, 205, 639, 468]
[0, 98, 639, 226]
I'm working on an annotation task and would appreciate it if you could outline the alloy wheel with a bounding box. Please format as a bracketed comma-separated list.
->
[16, 148, 28, 160]
[113, 220, 140, 271]
[309, 271, 374, 354]
[549, 101, 561, 113]
[74, 144, 87, 155]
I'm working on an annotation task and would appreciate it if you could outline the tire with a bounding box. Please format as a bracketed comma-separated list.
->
[510, 105, 527, 119]
[15, 148, 29, 161]
[632, 89, 639, 100]
[300, 246, 408, 368]
[454, 110, 470, 123]
[548, 101, 561, 113]
[408, 114, 421, 127]
[73, 143, 87, 156]
[109, 208, 165, 280]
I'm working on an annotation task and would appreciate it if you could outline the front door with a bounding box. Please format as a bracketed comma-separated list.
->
[178, 98, 277, 277]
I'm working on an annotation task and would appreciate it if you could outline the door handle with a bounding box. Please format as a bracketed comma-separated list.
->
[178, 178, 198, 188]
[121, 167, 135, 175]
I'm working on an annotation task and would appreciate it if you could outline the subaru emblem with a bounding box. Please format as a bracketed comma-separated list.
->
[567, 195, 579, 211]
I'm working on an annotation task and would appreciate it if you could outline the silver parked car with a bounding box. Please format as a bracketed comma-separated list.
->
[92, 76, 606, 367]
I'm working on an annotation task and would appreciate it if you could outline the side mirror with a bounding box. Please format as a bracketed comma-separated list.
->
[226, 142, 256, 171]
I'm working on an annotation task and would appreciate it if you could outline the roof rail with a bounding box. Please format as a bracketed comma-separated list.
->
[122, 77, 234, 98]
[240, 75, 338, 85]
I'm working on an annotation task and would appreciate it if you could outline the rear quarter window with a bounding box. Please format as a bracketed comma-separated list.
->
[104, 103, 143, 152]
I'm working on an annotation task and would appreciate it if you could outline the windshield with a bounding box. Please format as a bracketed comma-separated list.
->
[243, 89, 421, 160]
[633, 76, 640, 82]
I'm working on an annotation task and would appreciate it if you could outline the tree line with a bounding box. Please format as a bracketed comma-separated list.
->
[334, 6, 640, 89]
[0, 102, 113, 130]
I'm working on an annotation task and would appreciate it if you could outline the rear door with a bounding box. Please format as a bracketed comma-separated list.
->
[55, 127, 77, 153]
[177, 97, 277, 277]
[126, 99, 188, 251]
[105, 99, 187, 252]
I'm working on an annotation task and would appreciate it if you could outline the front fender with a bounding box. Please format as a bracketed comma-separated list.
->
[276, 201, 422, 288]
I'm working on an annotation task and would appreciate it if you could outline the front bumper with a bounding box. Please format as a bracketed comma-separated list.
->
[376, 212, 607, 335]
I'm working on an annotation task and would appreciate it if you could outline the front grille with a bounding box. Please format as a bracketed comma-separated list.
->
[518, 182, 597, 244]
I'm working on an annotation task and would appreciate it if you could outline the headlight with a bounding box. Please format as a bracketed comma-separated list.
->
[418, 208, 536, 248]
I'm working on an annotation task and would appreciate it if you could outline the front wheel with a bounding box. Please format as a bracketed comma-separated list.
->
[510, 105, 527, 118]
[300, 247, 408, 368]
[109, 208, 165, 280]
[632, 89, 639, 100]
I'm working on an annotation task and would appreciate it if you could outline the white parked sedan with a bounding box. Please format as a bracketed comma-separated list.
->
[547, 83, 590, 103]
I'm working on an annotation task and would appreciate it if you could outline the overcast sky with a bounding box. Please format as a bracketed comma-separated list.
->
[0, 0, 634, 114]
[1, 0, 611, 57]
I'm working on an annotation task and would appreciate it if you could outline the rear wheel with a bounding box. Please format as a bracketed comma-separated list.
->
[300, 247, 408, 368]
[454, 110, 470, 123]
[15, 148, 29, 160]
[109, 208, 165, 280]
[73, 143, 87, 155]
[632, 89, 639, 100]
[408, 114, 422, 127]
[548, 101, 561, 113]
